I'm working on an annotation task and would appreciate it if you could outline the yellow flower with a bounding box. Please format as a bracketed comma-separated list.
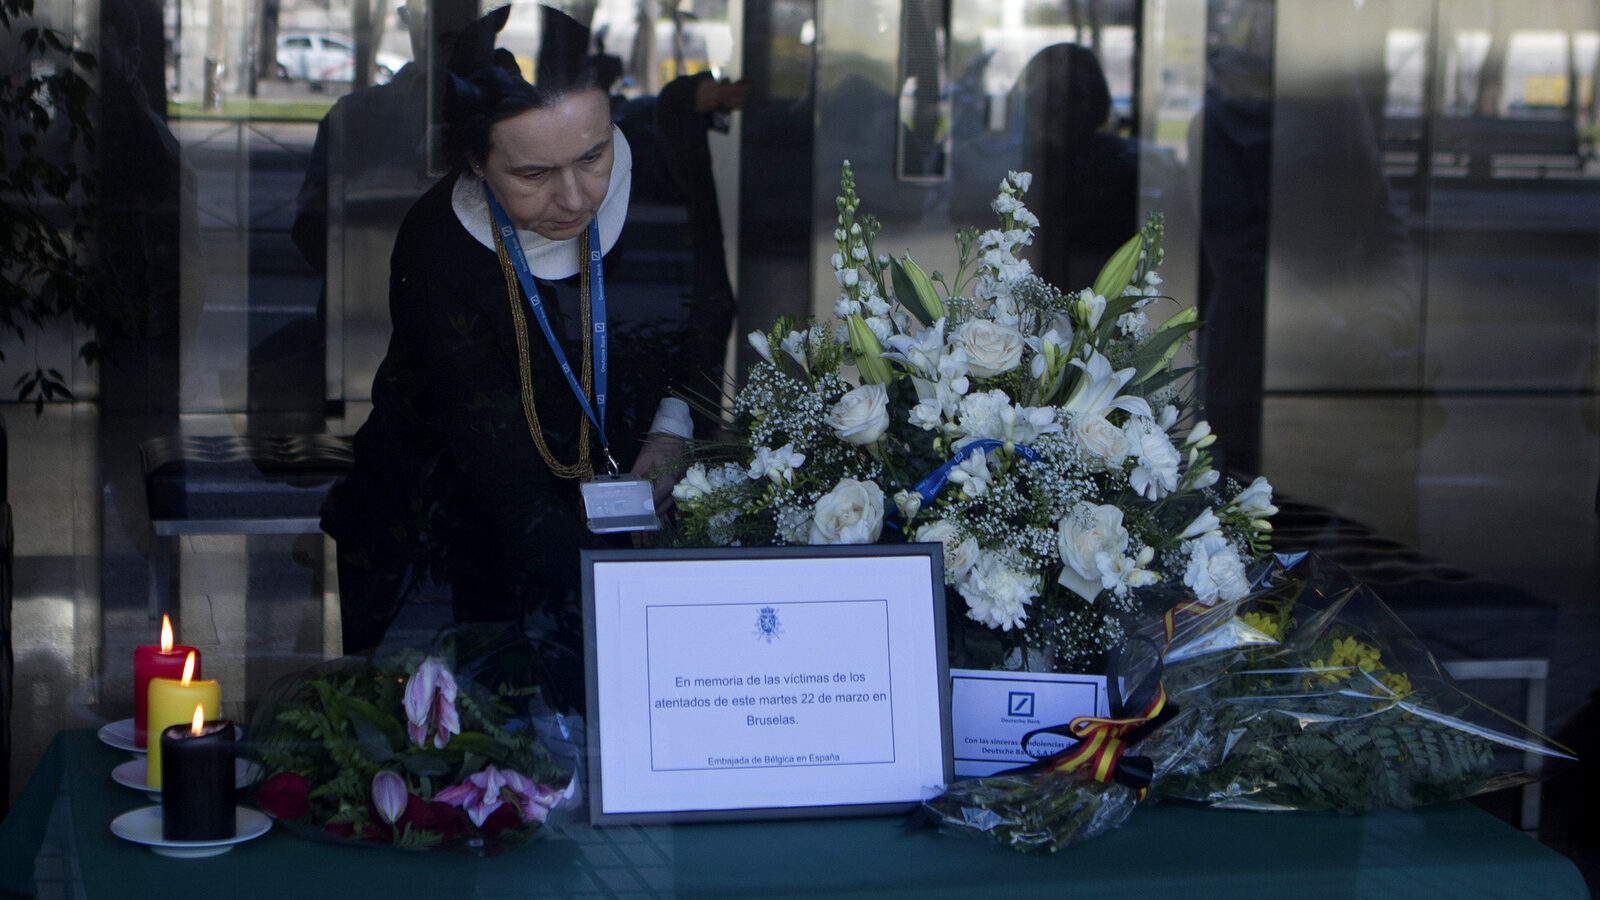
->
[1239, 611, 1280, 641]
[1325, 635, 1383, 672]
[1328, 636, 1358, 665]
[1306, 658, 1343, 687]
[1381, 672, 1414, 699]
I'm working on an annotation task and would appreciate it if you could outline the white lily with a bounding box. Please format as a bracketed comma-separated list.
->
[747, 331, 773, 364]
[1063, 351, 1152, 420]
[780, 330, 810, 371]
[672, 464, 717, 501]
[883, 319, 948, 380]
[948, 449, 993, 498]
[1180, 508, 1222, 539]
[748, 443, 806, 484]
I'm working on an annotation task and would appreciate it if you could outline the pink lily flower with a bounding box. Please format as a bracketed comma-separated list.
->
[371, 770, 407, 825]
[434, 766, 505, 827]
[497, 768, 568, 824]
[403, 656, 460, 749]
[434, 765, 569, 828]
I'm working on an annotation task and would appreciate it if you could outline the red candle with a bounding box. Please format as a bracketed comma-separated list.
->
[134, 615, 199, 748]
[161, 704, 237, 841]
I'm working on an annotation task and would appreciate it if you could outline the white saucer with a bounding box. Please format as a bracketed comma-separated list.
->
[110, 805, 271, 858]
[97, 718, 142, 754]
[98, 719, 243, 755]
[112, 758, 257, 793]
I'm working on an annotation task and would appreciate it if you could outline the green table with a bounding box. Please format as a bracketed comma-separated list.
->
[2, 729, 1589, 899]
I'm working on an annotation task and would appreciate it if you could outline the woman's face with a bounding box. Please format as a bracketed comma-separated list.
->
[478, 88, 613, 241]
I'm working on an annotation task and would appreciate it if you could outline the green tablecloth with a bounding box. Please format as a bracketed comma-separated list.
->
[2, 728, 1589, 899]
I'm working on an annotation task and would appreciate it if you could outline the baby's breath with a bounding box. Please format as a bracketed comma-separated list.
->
[670, 165, 1275, 669]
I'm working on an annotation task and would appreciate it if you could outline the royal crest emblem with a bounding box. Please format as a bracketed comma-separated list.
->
[754, 605, 783, 643]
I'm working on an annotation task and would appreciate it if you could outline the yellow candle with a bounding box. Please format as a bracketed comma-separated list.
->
[146, 652, 221, 789]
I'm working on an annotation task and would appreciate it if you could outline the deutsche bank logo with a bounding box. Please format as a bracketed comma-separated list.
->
[1007, 691, 1035, 718]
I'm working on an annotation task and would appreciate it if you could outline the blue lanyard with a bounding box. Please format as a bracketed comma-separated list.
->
[485, 185, 614, 470]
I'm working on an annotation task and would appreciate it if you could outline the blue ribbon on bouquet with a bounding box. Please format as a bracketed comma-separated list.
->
[886, 439, 1042, 532]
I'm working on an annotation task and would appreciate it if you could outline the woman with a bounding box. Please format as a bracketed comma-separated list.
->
[321, 6, 690, 703]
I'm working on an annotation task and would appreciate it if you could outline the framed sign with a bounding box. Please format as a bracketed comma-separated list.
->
[582, 544, 951, 825]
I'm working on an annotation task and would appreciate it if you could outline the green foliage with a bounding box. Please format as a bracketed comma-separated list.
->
[248, 634, 571, 848]
[1154, 579, 1503, 813]
[1, 0, 117, 411]
[1161, 703, 1495, 813]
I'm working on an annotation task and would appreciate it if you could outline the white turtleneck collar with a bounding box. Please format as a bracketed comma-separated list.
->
[451, 123, 633, 279]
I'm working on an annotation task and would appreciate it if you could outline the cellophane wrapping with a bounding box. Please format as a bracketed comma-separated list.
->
[920, 553, 1575, 851]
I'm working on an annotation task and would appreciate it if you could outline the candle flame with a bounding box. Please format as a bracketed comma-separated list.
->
[181, 650, 196, 685]
[160, 615, 174, 652]
[191, 704, 205, 735]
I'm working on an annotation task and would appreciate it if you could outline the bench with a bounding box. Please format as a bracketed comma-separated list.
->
[1384, 114, 1588, 175]
[140, 434, 354, 620]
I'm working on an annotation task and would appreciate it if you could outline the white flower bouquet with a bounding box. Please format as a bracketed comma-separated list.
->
[670, 163, 1276, 670]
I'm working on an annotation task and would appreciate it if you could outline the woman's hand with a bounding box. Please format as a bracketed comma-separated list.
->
[630, 432, 687, 516]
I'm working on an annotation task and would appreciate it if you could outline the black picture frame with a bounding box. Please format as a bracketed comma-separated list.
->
[582, 543, 950, 825]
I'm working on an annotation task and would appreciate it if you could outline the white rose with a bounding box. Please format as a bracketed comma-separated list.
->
[1183, 534, 1251, 606]
[915, 519, 980, 579]
[1056, 502, 1131, 602]
[808, 478, 885, 545]
[824, 383, 891, 446]
[954, 319, 1025, 379]
[1069, 412, 1129, 464]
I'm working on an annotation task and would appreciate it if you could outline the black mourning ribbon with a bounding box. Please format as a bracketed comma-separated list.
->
[1002, 645, 1177, 792]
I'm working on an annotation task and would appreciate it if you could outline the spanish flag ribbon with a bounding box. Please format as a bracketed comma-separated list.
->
[1008, 599, 1213, 797]
[1162, 600, 1216, 645]
[1017, 682, 1173, 799]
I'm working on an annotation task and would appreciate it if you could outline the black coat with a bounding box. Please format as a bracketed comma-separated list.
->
[323, 171, 670, 693]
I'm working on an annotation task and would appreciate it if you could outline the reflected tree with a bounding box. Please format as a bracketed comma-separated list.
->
[0, 0, 118, 410]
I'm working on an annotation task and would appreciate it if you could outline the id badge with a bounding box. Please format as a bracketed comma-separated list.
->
[580, 474, 660, 533]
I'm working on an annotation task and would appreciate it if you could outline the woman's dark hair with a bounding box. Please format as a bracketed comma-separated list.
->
[442, 4, 608, 171]
[1020, 43, 1113, 148]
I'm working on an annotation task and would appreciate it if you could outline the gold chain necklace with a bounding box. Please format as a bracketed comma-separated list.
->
[493, 222, 596, 480]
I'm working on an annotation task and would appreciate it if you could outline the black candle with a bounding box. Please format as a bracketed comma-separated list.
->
[160, 715, 237, 841]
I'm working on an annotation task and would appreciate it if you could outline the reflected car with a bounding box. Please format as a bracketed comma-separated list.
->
[275, 33, 407, 84]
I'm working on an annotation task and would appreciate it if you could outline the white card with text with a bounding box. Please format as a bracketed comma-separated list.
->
[583, 545, 951, 824]
[949, 669, 1110, 776]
